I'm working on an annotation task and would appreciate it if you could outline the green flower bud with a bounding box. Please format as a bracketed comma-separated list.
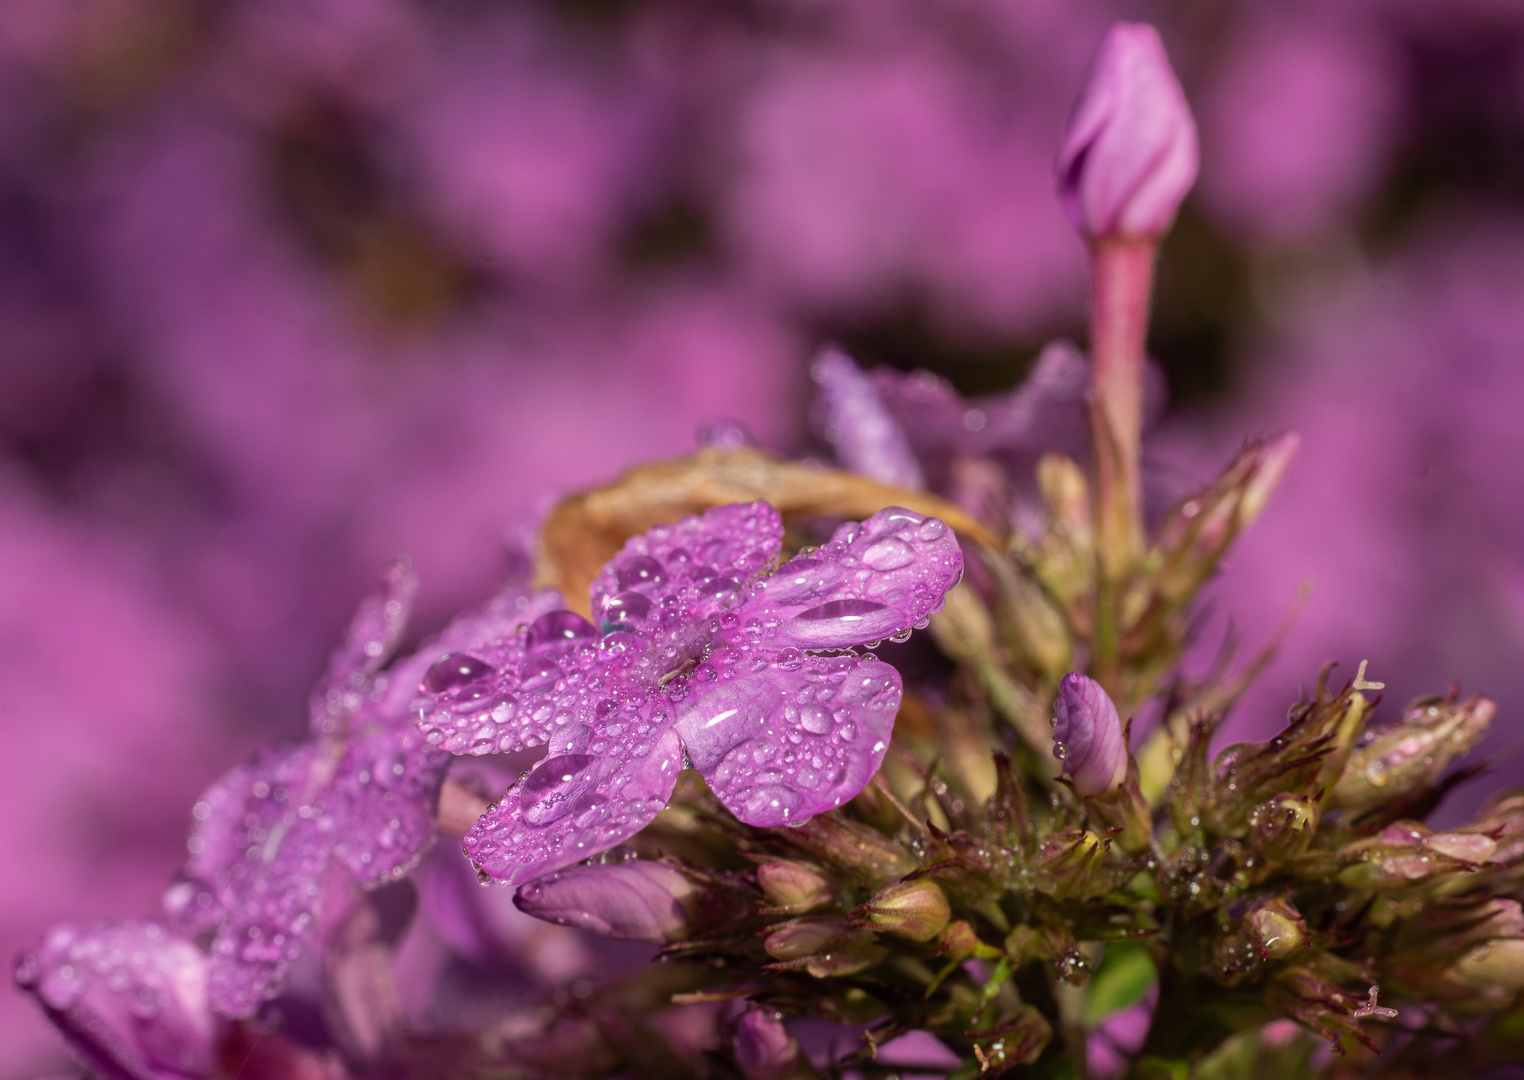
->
[939, 920, 1001, 962]
[1034, 829, 1113, 900]
[1248, 794, 1319, 862]
[1332, 696, 1494, 812]
[1247, 897, 1307, 960]
[859, 879, 950, 943]
[756, 862, 835, 915]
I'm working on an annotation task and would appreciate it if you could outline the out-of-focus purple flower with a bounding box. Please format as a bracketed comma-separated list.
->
[1057, 23, 1199, 240]
[1051, 673, 1128, 796]
[869, 341, 1092, 485]
[732, 1006, 801, 1080]
[417, 501, 963, 886]
[165, 563, 562, 1017]
[14, 921, 219, 1080]
[811, 347, 925, 490]
[513, 861, 697, 944]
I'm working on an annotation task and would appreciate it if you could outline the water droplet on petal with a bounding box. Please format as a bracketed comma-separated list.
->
[602, 591, 652, 629]
[799, 704, 832, 735]
[918, 518, 946, 542]
[861, 537, 914, 571]
[424, 653, 494, 694]
[519, 754, 598, 825]
[616, 555, 666, 591]
[519, 656, 562, 692]
[526, 611, 599, 652]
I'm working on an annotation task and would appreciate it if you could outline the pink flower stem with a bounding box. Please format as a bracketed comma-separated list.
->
[1088, 236, 1157, 678]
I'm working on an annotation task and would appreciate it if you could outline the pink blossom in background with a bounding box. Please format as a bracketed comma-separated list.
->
[1200, 14, 1398, 240]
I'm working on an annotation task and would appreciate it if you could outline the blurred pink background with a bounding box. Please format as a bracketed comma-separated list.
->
[5, 1, 1524, 1072]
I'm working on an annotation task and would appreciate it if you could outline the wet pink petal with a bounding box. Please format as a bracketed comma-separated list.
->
[675, 655, 901, 827]
[14, 921, 219, 1080]
[330, 725, 449, 888]
[740, 507, 963, 652]
[462, 726, 684, 888]
[589, 501, 784, 631]
[165, 741, 333, 1017]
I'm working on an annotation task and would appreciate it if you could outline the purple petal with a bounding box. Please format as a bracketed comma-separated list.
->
[14, 921, 219, 1080]
[742, 507, 963, 651]
[811, 346, 925, 489]
[870, 341, 1091, 464]
[166, 742, 334, 1017]
[464, 725, 684, 887]
[416, 609, 666, 757]
[589, 502, 784, 630]
[412, 587, 606, 756]
[675, 655, 901, 827]
[310, 558, 418, 736]
[330, 725, 451, 887]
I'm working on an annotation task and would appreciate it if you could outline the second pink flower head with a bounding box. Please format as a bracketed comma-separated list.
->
[1058, 22, 1200, 240]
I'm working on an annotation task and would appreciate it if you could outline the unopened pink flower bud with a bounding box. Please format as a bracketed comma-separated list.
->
[1058, 23, 1199, 239]
[1051, 673, 1128, 796]
[858, 878, 951, 943]
[733, 1007, 802, 1080]
[756, 861, 835, 914]
[514, 861, 698, 944]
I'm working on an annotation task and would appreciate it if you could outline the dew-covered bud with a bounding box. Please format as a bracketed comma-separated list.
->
[1051, 673, 1128, 797]
[1247, 897, 1308, 961]
[13, 922, 220, 1080]
[1332, 696, 1494, 813]
[1248, 794, 1320, 862]
[756, 861, 835, 915]
[1339, 822, 1498, 890]
[858, 879, 951, 943]
[733, 1007, 803, 1080]
[514, 862, 698, 944]
[1057, 23, 1199, 239]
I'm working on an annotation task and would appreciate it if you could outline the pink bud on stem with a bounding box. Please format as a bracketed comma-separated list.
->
[1058, 22, 1198, 668]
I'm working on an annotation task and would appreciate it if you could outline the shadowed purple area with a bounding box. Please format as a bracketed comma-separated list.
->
[13, 921, 219, 1080]
[419, 502, 961, 885]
